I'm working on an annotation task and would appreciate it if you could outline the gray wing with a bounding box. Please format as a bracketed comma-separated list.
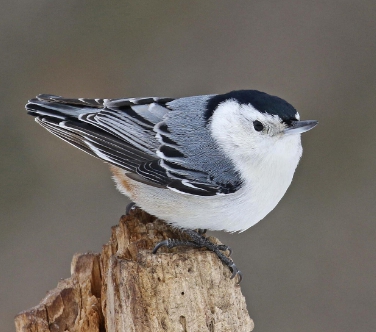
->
[26, 94, 242, 196]
[148, 95, 242, 195]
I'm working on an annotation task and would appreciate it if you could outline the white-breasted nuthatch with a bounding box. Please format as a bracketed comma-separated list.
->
[26, 90, 317, 281]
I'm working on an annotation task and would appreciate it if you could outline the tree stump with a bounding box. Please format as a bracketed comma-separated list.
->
[15, 209, 254, 332]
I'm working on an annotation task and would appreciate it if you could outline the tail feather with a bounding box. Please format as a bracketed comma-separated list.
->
[26, 94, 171, 172]
[27, 95, 102, 120]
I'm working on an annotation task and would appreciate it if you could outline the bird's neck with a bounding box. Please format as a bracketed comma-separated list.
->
[237, 136, 303, 221]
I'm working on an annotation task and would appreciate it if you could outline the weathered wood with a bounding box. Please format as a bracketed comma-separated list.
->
[15, 252, 103, 332]
[15, 209, 254, 332]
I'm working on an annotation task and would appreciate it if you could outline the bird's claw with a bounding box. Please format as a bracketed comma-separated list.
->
[125, 202, 138, 215]
[152, 239, 171, 254]
[229, 263, 243, 284]
[217, 244, 232, 256]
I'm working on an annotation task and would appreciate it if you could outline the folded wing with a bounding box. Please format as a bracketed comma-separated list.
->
[26, 94, 242, 196]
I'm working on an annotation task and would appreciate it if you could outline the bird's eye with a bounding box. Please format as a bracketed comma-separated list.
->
[253, 120, 264, 132]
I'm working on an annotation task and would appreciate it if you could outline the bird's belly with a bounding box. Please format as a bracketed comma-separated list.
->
[111, 163, 294, 232]
[128, 181, 286, 232]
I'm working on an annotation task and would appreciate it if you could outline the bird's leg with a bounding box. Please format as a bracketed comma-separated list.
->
[152, 229, 242, 283]
[125, 201, 138, 215]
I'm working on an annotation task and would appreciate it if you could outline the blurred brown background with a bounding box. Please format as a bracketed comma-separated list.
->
[1, 1, 376, 331]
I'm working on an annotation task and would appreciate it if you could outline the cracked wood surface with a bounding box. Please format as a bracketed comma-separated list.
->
[15, 209, 254, 332]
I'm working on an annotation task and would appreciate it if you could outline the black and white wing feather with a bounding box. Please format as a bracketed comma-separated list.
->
[27, 94, 172, 172]
[138, 95, 243, 195]
[26, 94, 242, 196]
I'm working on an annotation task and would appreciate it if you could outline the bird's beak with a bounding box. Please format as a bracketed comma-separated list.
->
[284, 120, 318, 135]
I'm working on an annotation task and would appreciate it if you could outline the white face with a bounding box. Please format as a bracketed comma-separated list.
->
[209, 100, 303, 172]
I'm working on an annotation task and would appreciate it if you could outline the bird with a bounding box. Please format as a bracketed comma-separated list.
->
[26, 89, 317, 282]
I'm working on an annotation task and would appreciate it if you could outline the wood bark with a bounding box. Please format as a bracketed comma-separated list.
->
[15, 209, 254, 332]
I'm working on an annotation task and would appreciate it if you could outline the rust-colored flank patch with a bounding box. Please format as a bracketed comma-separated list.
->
[109, 165, 135, 195]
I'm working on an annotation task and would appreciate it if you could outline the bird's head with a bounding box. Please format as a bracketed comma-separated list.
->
[206, 90, 318, 168]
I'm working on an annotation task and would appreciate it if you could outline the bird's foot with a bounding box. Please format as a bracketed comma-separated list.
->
[152, 228, 242, 283]
[152, 238, 203, 253]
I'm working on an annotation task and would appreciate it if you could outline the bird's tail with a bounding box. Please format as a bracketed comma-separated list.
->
[26, 94, 163, 172]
